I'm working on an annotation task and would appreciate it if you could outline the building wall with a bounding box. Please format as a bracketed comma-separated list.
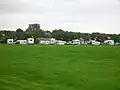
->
[29, 24, 40, 31]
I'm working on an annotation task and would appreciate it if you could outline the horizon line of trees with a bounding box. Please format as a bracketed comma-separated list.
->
[0, 28, 120, 43]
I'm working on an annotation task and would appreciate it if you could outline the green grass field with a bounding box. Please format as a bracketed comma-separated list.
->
[0, 45, 120, 90]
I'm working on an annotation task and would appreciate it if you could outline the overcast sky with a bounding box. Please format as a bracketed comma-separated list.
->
[0, 0, 120, 33]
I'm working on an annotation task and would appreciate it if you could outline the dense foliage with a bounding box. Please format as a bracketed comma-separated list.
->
[0, 28, 120, 43]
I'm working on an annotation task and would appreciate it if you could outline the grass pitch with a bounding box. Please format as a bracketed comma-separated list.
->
[0, 45, 120, 90]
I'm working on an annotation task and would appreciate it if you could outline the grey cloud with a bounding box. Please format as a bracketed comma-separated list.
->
[0, 0, 120, 33]
[0, 0, 45, 14]
[0, 0, 24, 13]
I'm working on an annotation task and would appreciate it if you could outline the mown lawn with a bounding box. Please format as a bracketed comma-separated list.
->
[0, 45, 120, 90]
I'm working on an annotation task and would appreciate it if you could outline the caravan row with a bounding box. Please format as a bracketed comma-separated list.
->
[7, 38, 66, 45]
[7, 38, 115, 45]
[7, 38, 34, 44]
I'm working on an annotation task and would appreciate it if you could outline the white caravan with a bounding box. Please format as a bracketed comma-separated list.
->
[91, 40, 100, 45]
[104, 40, 114, 45]
[7, 39, 14, 44]
[16, 40, 27, 44]
[27, 38, 34, 44]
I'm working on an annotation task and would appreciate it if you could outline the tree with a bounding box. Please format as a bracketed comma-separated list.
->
[16, 28, 24, 33]
[52, 29, 66, 40]
[16, 28, 26, 40]
[25, 28, 45, 39]
[44, 31, 52, 38]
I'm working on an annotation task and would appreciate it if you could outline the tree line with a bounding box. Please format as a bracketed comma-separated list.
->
[0, 28, 120, 43]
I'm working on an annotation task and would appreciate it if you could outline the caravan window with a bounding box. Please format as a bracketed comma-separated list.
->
[9, 41, 12, 42]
